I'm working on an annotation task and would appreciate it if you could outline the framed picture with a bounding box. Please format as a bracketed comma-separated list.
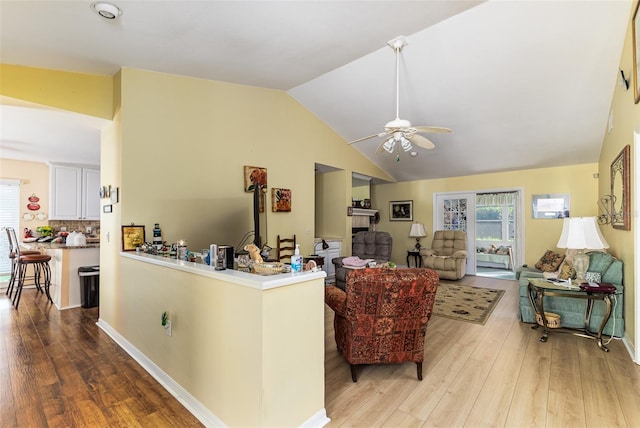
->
[271, 188, 291, 212]
[633, 1, 640, 104]
[103, 204, 112, 213]
[244, 166, 267, 192]
[110, 187, 119, 204]
[390, 200, 413, 221]
[531, 193, 570, 219]
[121, 225, 145, 251]
[611, 145, 630, 230]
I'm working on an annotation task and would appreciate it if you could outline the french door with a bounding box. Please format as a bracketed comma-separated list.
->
[434, 189, 523, 276]
[434, 193, 476, 275]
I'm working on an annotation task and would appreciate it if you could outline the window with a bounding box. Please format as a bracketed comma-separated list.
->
[476, 192, 516, 243]
[0, 179, 21, 275]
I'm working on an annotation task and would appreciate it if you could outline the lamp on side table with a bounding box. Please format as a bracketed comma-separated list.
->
[556, 217, 609, 283]
[409, 222, 427, 250]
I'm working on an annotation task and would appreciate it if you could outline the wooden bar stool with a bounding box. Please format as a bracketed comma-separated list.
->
[5, 227, 41, 299]
[13, 253, 53, 308]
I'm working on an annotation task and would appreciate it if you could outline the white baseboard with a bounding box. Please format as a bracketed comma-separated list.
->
[96, 318, 226, 428]
[622, 333, 638, 364]
[300, 409, 331, 427]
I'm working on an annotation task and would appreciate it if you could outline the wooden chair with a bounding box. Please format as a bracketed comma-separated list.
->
[276, 234, 296, 262]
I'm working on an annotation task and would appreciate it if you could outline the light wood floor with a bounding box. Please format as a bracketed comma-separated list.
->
[324, 275, 640, 427]
[2, 276, 639, 427]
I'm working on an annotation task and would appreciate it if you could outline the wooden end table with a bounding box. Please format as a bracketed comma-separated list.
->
[406, 250, 422, 268]
[527, 278, 614, 352]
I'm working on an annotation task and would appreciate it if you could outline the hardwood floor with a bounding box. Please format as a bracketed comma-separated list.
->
[324, 275, 640, 427]
[2, 276, 639, 427]
[0, 288, 202, 427]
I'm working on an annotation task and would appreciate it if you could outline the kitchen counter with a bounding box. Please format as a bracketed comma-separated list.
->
[22, 241, 100, 250]
[21, 242, 100, 309]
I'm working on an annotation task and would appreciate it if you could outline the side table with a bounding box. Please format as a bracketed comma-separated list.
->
[527, 278, 614, 352]
[406, 250, 421, 268]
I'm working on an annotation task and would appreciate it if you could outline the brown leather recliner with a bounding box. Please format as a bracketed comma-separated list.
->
[324, 267, 440, 382]
[420, 230, 468, 280]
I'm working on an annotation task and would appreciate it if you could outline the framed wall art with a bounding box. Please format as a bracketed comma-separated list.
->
[121, 225, 145, 251]
[611, 145, 630, 230]
[272, 188, 291, 212]
[390, 200, 413, 221]
[244, 166, 267, 192]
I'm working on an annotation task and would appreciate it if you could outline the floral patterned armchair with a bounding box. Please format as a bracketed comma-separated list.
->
[324, 267, 439, 382]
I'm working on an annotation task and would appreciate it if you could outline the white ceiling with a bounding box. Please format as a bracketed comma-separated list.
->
[0, 0, 632, 181]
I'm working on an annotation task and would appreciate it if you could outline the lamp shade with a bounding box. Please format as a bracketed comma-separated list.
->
[557, 217, 609, 250]
[409, 222, 427, 238]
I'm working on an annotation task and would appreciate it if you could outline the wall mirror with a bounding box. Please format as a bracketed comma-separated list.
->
[611, 145, 630, 230]
[531, 193, 570, 219]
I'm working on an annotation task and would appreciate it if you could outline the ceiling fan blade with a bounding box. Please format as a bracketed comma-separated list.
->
[348, 131, 388, 145]
[407, 134, 436, 150]
[375, 141, 388, 154]
[414, 126, 452, 134]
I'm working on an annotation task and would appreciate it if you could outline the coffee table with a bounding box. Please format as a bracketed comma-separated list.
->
[527, 278, 614, 352]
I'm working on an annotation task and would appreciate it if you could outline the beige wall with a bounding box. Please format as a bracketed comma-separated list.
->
[373, 163, 599, 266]
[0, 159, 50, 234]
[600, 0, 640, 346]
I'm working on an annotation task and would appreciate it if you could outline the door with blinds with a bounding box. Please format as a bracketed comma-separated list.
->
[434, 193, 476, 275]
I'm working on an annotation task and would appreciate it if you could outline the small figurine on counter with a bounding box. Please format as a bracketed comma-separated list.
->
[244, 243, 264, 263]
[24, 228, 33, 239]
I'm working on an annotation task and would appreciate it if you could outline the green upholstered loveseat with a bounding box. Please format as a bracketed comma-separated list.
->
[517, 251, 624, 337]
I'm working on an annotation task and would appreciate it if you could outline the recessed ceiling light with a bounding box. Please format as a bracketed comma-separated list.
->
[91, 2, 122, 20]
[410, 151, 418, 157]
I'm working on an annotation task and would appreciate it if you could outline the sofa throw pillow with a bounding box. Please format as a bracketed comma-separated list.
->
[534, 250, 565, 272]
[557, 260, 575, 280]
[585, 271, 602, 283]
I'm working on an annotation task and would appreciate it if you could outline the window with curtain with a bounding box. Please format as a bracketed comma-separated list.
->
[476, 192, 516, 242]
[0, 179, 21, 276]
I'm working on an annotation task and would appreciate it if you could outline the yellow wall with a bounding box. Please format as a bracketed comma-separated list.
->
[0, 64, 113, 120]
[600, 0, 640, 346]
[0, 159, 50, 234]
[373, 164, 599, 266]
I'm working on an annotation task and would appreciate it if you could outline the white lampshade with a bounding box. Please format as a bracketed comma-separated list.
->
[557, 217, 609, 250]
[409, 223, 427, 238]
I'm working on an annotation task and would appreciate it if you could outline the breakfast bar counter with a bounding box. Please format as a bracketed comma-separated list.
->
[98, 251, 329, 427]
[22, 242, 100, 309]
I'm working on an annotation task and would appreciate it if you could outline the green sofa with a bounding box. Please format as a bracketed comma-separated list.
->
[517, 252, 624, 337]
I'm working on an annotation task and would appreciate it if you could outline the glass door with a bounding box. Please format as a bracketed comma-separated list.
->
[434, 193, 476, 275]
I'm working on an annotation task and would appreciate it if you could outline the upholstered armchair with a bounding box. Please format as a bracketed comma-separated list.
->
[324, 267, 439, 382]
[421, 230, 468, 280]
[332, 231, 392, 290]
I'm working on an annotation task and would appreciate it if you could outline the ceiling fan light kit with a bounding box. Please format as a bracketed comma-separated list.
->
[348, 35, 451, 160]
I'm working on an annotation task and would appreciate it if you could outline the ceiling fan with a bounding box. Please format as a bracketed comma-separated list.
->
[348, 36, 451, 158]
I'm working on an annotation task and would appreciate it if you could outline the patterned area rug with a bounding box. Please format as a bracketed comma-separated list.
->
[433, 281, 505, 325]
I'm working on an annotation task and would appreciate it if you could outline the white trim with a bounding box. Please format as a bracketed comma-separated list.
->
[634, 129, 640, 364]
[300, 410, 331, 428]
[96, 318, 227, 427]
[0, 178, 22, 186]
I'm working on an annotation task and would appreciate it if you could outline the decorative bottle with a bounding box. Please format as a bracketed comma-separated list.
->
[291, 244, 303, 273]
[153, 223, 162, 247]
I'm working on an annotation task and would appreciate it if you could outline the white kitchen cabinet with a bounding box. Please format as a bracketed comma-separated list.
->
[315, 239, 341, 283]
[50, 164, 100, 220]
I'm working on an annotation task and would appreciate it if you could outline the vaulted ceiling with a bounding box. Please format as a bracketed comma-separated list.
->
[0, 1, 632, 181]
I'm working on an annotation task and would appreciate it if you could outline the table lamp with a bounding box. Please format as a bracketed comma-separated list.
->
[409, 222, 427, 250]
[556, 217, 609, 282]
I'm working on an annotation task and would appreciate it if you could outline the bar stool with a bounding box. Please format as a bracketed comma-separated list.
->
[13, 253, 53, 308]
[5, 227, 41, 298]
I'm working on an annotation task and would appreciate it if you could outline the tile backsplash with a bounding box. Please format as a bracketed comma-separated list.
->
[48, 220, 100, 236]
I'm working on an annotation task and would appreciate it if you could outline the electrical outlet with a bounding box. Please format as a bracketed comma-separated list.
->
[86, 226, 92, 234]
[165, 320, 172, 336]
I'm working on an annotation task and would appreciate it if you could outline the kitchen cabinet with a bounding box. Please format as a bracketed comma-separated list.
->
[50, 164, 100, 220]
[314, 239, 341, 282]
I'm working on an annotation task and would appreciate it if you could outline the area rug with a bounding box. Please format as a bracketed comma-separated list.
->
[432, 281, 505, 325]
